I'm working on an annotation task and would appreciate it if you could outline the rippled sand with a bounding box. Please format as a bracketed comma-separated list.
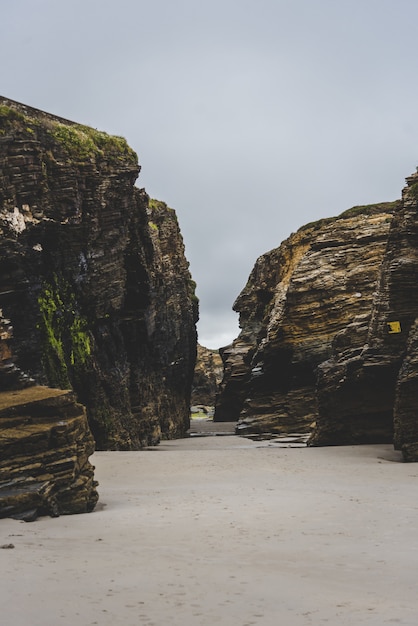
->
[1, 434, 418, 626]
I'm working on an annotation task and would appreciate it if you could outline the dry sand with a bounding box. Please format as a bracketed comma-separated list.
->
[1, 432, 418, 626]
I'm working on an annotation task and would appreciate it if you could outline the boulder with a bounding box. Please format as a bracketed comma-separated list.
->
[0, 386, 98, 520]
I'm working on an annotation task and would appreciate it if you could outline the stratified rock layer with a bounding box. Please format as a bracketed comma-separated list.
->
[0, 97, 198, 449]
[0, 386, 98, 520]
[215, 202, 398, 436]
[217, 169, 418, 460]
[191, 344, 223, 408]
[312, 174, 418, 459]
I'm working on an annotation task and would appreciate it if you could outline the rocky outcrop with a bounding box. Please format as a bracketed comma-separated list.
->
[0, 386, 98, 521]
[214, 241, 290, 422]
[0, 96, 198, 449]
[215, 202, 398, 436]
[191, 344, 223, 408]
[217, 169, 418, 460]
[312, 173, 418, 459]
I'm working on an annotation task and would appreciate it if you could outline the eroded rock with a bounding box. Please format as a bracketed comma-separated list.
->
[0, 386, 98, 520]
[312, 173, 418, 459]
[191, 344, 223, 409]
[217, 169, 418, 459]
[215, 202, 398, 436]
[0, 96, 198, 449]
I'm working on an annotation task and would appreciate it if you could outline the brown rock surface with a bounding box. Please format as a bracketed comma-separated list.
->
[191, 344, 223, 408]
[217, 170, 418, 460]
[215, 202, 397, 435]
[0, 96, 198, 449]
[312, 173, 418, 459]
[0, 386, 98, 520]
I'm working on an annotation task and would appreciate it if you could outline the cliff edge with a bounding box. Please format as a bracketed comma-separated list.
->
[0, 96, 198, 450]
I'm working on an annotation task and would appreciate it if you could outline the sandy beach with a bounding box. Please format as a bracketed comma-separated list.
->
[1, 432, 418, 626]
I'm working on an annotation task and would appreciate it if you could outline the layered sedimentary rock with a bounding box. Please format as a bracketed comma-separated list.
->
[394, 318, 418, 461]
[217, 169, 418, 460]
[214, 242, 289, 422]
[0, 386, 98, 520]
[312, 173, 418, 460]
[215, 202, 398, 435]
[0, 97, 198, 450]
[191, 344, 223, 408]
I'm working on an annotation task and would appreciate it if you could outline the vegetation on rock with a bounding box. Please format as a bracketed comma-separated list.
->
[37, 276, 91, 390]
[299, 200, 400, 232]
[50, 123, 137, 164]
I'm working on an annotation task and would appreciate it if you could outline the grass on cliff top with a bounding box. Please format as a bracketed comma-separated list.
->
[298, 199, 401, 233]
[148, 198, 178, 226]
[148, 198, 177, 215]
[0, 104, 37, 137]
[0, 104, 26, 122]
[0, 103, 138, 165]
[51, 123, 138, 165]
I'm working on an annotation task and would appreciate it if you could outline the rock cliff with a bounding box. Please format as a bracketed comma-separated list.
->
[217, 169, 418, 460]
[215, 202, 398, 437]
[312, 173, 418, 460]
[191, 344, 223, 409]
[0, 96, 198, 450]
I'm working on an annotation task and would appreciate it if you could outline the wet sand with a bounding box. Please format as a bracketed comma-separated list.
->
[1, 433, 418, 626]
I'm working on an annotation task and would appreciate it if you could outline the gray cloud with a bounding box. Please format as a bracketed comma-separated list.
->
[2, 0, 418, 347]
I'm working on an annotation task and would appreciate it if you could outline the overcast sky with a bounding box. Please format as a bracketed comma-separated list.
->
[2, 0, 418, 348]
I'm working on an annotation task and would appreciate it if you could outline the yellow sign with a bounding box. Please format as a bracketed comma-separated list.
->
[387, 321, 401, 334]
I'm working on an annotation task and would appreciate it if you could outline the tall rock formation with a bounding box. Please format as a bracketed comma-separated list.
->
[0, 97, 198, 450]
[217, 169, 418, 460]
[215, 202, 398, 436]
[312, 173, 418, 460]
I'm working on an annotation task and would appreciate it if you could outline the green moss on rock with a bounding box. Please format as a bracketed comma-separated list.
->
[38, 283, 71, 389]
[37, 275, 92, 389]
[0, 104, 25, 122]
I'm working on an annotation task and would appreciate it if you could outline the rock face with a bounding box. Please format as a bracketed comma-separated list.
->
[191, 344, 223, 408]
[217, 170, 418, 460]
[312, 173, 418, 460]
[215, 202, 398, 436]
[0, 386, 98, 521]
[0, 96, 198, 450]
